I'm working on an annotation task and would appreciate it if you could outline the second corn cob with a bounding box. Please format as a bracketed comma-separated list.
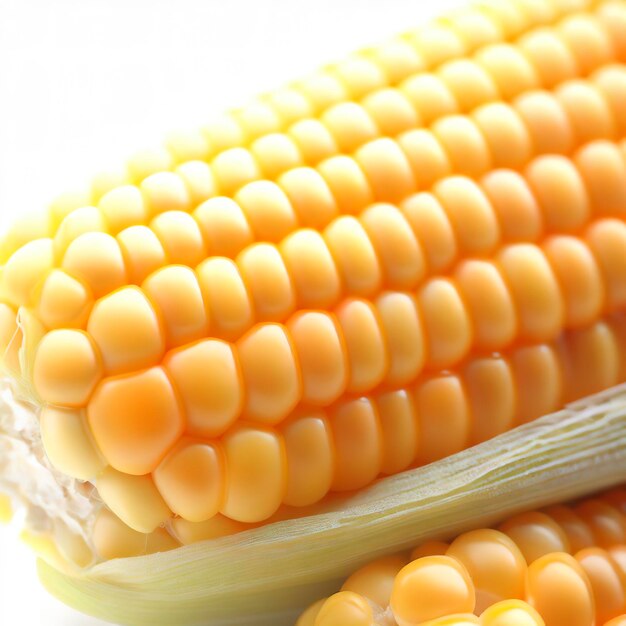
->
[296, 487, 626, 626]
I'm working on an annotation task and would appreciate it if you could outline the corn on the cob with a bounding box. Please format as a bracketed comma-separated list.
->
[1, 0, 626, 624]
[296, 487, 626, 626]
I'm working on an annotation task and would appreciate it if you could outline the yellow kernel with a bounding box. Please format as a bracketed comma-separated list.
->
[116, 225, 167, 285]
[196, 258, 253, 342]
[250, 133, 302, 179]
[438, 59, 499, 111]
[556, 80, 615, 145]
[288, 119, 338, 165]
[360, 203, 425, 290]
[237, 243, 295, 322]
[415, 374, 470, 466]
[518, 28, 578, 88]
[322, 102, 378, 153]
[193, 197, 253, 259]
[314, 591, 374, 626]
[525, 156, 590, 233]
[390, 556, 475, 626]
[543, 505, 594, 553]
[330, 398, 382, 492]
[443, 8, 502, 50]
[355, 138, 415, 203]
[330, 56, 386, 99]
[92, 509, 148, 560]
[497, 244, 564, 342]
[33, 330, 102, 407]
[278, 167, 338, 230]
[418, 278, 472, 369]
[318, 155, 373, 216]
[341, 554, 407, 608]
[376, 389, 419, 475]
[431, 115, 491, 178]
[543, 236, 604, 329]
[575, 140, 626, 218]
[280, 230, 341, 309]
[220, 424, 285, 523]
[361, 88, 419, 136]
[481, 170, 543, 243]
[201, 113, 245, 152]
[400, 74, 458, 125]
[233, 101, 280, 140]
[557, 13, 614, 75]
[143, 266, 209, 348]
[401, 192, 457, 273]
[324, 216, 381, 298]
[37, 270, 92, 330]
[98, 185, 147, 234]
[237, 323, 301, 425]
[264, 87, 312, 126]
[434, 176, 499, 255]
[88, 286, 164, 375]
[365, 40, 424, 84]
[575, 499, 626, 548]
[175, 160, 217, 206]
[474, 43, 539, 100]
[288, 312, 347, 406]
[211, 147, 260, 196]
[375, 292, 426, 387]
[40, 406, 105, 480]
[526, 553, 595, 626]
[456, 260, 517, 351]
[514, 91, 573, 156]
[235, 180, 298, 243]
[586, 219, 626, 311]
[559, 322, 619, 403]
[2, 238, 54, 306]
[336, 299, 388, 394]
[594, 65, 626, 136]
[164, 340, 242, 438]
[511, 344, 562, 425]
[62, 232, 127, 297]
[398, 129, 452, 189]
[463, 356, 515, 445]
[97, 467, 171, 534]
[447, 529, 526, 612]
[499, 512, 570, 563]
[150, 211, 207, 267]
[282, 412, 334, 508]
[480, 600, 545, 626]
[575, 548, 626, 624]
[154, 438, 224, 523]
[408, 24, 465, 67]
[88, 367, 184, 475]
[53, 207, 108, 260]
[140, 171, 190, 217]
[472, 102, 532, 169]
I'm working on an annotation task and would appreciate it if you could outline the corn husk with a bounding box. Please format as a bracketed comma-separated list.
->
[36, 383, 626, 626]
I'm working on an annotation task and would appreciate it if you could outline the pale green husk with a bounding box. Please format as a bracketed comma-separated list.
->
[38, 384, 626, 626]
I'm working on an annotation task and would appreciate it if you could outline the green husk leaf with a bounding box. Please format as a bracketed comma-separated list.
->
[39, 384, 626, 626]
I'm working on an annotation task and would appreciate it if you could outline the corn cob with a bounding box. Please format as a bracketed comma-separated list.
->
[296, 487, 626, 626]
[1, 0, 626, 624]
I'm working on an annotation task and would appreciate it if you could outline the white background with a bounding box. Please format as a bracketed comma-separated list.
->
[0, 1, 460, 624]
